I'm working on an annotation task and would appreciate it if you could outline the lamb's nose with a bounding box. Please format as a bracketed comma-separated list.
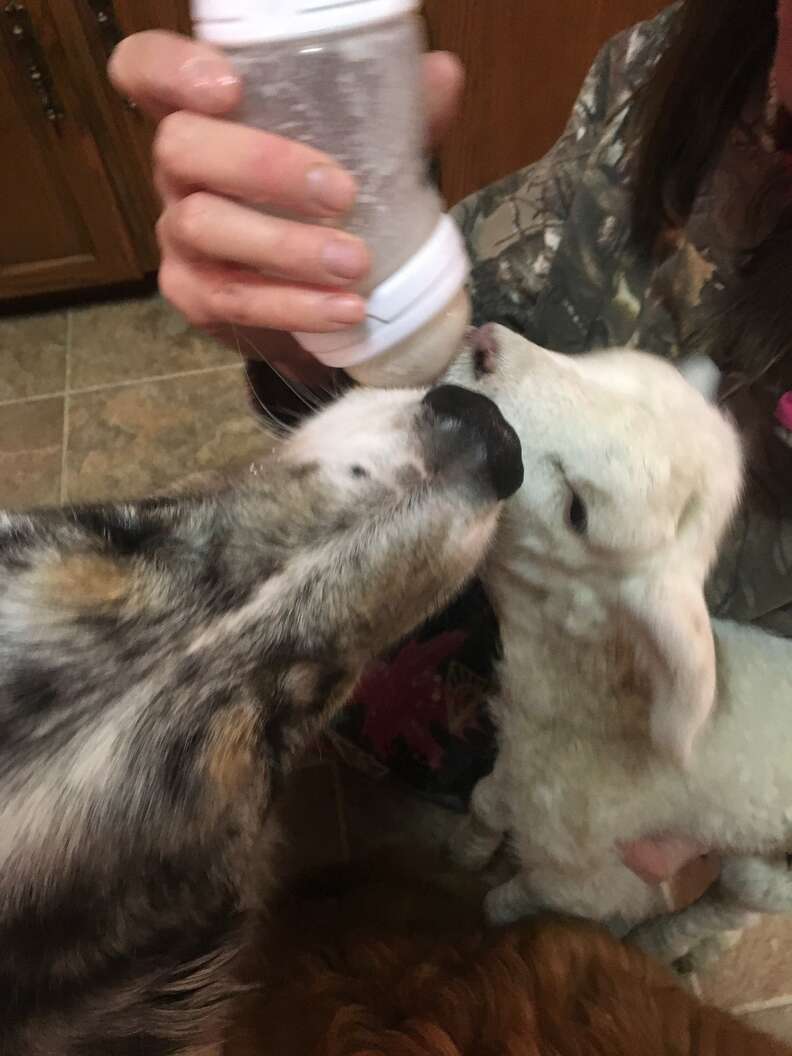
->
[422, 385, 523, 500]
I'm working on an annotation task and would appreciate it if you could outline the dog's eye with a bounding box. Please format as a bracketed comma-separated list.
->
[567, 491, 588, 535]
[350, 465, 369, 479]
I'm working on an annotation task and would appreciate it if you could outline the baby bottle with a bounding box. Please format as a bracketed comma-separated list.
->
[191, 0, 471, 387]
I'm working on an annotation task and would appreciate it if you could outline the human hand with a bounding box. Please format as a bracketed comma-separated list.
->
[109, 32, 463, 381]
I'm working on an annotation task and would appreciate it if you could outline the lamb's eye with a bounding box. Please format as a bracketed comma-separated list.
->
[350, 465, 369, 479]
[567, 490, 588, 535]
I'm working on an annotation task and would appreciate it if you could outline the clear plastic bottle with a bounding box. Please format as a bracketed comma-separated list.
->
[192, 0, 471, 387]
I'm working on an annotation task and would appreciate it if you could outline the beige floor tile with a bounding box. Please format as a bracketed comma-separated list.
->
[0, 397, 63, 508]
[0, 311, 67, 401]
[69, 296, 238, 390]
[65, 367, 271, 503]
[742, 1002, 792, 1044]
[698, 914, 792, 1011]
[279, 762, 348, 878]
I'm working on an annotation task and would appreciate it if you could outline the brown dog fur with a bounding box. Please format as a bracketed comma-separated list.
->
[228, 850, 790, 1056]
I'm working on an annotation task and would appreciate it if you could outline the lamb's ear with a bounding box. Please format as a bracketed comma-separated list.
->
[620, 572, 716, 765]
[678, 355, 720, 403]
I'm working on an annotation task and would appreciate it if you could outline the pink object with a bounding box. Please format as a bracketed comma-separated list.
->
[355, 631, 473, 770]
[775, 391, 792, 430]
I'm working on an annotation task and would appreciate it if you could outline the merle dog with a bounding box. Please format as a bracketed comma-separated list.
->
[0, 382, 521, 1055]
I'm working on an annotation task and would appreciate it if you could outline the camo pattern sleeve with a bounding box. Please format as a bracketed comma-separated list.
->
[450, 5, 680, 339]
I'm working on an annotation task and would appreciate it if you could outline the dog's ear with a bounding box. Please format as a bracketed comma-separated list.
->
[620, 571, 716, 765]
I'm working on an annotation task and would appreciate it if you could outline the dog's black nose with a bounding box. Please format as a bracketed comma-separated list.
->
[422, 385, 523, 500]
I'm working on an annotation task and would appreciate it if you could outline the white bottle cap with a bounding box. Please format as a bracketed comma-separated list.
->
[294, 214, 470, 370]
[192, 0, 418, 45]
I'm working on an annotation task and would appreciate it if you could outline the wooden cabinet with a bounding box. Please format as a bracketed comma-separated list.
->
[0, 0, 188, 301]
[424, 0, 668, 205]
[1, 0, 668, 301]
[55, 1, 191, 269]
[0, 1, 139, 297]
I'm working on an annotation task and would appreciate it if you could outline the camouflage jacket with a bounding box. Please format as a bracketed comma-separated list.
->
[334, 5, 792, 805]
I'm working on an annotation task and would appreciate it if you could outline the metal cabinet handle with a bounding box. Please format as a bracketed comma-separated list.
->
[85, 0, 137, 111]
[3, 2, 64, 125]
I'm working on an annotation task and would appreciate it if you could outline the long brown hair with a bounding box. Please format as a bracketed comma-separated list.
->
[634, 0, 792, 412]
[632, 0, 779, 252]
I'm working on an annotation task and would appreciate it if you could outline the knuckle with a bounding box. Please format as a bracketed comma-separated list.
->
[158, 261, 215, 328]
[266, 224, 298, 266]
[249, 132, 314, 193]
[206, 280, 264, 329]
[156, 259, 182, 305]
[247, 131, 280, 176]
[154, 213, 169, 252]
[275, 133, 314, 174]
[152, 111, 190, 172]
[153, 171, 169, 207]
[106, 38, 129, 89]
[270, 223, 327, 279]
[170, 192, 214, 249]
[206, 280, 246, 324]
[107, 34, 142, 93]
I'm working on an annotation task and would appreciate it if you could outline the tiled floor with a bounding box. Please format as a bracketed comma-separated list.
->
[0, 296, 271, 508]
[2, 294, 792, 1043]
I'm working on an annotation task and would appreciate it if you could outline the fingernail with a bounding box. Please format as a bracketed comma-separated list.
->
[179, 58, 240, 109]
[325, 294, 366, 325]
[306, 165, 357, 214]
[322, 237, 369, 280]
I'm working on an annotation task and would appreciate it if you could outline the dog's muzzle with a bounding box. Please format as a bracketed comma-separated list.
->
[422, 385, 524, 500]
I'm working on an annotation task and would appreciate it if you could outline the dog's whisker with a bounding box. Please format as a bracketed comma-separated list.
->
[228, 326, 297, 439]
[233, 327, 323, 416]
[243, 372, 292, 438]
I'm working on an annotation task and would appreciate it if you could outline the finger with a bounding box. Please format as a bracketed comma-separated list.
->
[154, 112, 357, 218]
[160, 193, 370, 286]
[423, 51, 464, 147]
[153, 166, 178, 208]
[108, 31, 241, 121]
[159, 258, 366, 333]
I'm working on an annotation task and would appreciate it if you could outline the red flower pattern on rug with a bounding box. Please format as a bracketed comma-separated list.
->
[354, 632, 484, 770]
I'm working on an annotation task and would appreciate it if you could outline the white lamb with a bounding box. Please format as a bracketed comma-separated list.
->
[446, 323, 792, 965]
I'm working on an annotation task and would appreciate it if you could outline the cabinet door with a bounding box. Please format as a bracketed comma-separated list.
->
[423, 0, 667, 205]
[0, 0, 140, 299]
[52, 1, 191, 272]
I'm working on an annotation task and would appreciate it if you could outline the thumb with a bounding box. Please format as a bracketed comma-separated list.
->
[109, 31, 241, 122]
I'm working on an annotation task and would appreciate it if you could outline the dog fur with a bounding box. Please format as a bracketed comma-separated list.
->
[0, 385, 515, 1055]
[227, 850, 791, 1055]
[447, 324, 792, 964]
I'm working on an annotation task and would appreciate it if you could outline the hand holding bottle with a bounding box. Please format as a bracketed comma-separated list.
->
[109, 28, 462, 380]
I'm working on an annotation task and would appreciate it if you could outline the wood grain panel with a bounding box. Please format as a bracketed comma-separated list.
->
[423, 0, 668, 204]
[54, 0, 191, 273]
[0, 0, 140, 298]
